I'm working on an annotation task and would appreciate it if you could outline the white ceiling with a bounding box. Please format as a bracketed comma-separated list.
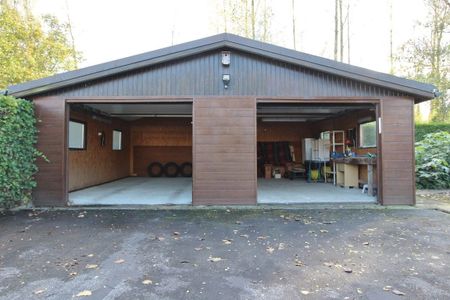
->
[83, 103, 193, 121]
[80, 103, 373, 122]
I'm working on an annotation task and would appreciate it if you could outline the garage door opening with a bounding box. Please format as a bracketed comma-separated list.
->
[67, 102, 193, 205]
[257, 102, 379, 204]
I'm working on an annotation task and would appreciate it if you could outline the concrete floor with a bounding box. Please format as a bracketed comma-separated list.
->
[69, 177, 376, 206]
[258, 178, 377, 204]
[69, 177, 192, 205]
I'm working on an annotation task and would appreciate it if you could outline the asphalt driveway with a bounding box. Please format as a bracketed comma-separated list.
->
[0, 208, 449, 299]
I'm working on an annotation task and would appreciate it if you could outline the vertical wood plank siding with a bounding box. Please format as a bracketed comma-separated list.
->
[193, 97, 257, 205]
[33, 97, 67, 206]
[42, 50, 406, 99]
[380, 98, 415, 205]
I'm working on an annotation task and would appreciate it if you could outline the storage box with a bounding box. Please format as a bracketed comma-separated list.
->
[264, 164, 272, 179]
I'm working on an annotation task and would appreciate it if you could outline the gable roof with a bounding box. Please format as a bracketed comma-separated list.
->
[7, 33, 437, 101]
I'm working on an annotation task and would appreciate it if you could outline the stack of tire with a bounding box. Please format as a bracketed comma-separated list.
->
[147, 162, 192, 178]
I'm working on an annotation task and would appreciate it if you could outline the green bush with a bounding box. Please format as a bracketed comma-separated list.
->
[415, 131, 450, 189]
[0, 95, 44, 209]
[415, 123, 450, 141]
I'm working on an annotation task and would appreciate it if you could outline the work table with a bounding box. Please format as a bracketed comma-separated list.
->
[331, 156, 377, 196]
[332, 157, 377, 165]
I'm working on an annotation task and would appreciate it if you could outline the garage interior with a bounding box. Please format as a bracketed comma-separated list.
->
[68, 102, 193, 205]
[257, 102, 378, 204]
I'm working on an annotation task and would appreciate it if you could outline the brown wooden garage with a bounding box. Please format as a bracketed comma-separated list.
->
[6, 33, 436, 206]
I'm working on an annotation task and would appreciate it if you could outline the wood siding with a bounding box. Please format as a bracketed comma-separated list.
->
[68, 110, 130, 191]
[33, 97, 67, 206]
[130, 117, 192, 176]
[380, 98, 415, 205]
[40, 50, 407, 99]
[193, 97, 256, 205]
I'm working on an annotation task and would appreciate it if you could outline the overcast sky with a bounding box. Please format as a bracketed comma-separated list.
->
[31, 0, 427, 74]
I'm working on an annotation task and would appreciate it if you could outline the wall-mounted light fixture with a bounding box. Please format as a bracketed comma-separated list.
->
[222, 74, 230, 89]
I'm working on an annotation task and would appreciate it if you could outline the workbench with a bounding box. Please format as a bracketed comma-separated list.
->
[331, 157, 377, 196]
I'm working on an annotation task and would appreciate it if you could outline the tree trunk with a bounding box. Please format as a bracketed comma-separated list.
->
[292, 0, 296, 49]
[347, 1, 350, 64]
[334, 0, 338, 60]
[251, 0, 256, 39]
[339, 0, 344, 62]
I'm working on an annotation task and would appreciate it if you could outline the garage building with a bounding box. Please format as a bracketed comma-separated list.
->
[7, 33, 437, 206]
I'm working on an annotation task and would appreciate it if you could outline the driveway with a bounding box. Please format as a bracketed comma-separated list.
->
[0, 208, 449, 299]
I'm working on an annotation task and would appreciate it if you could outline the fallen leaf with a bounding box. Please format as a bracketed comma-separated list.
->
[76, 290, 92, 297]
[300, 290, 310, 295]
[142, 279, 153, 285]
[343, 268, 353, 273]
[322, 221, 335, 224]
[34, 289, 46, 295]
[114, 259, 125, 264]
[392, 289, 405, 296]
[266, 246, 275, 254]
[208, 256, 222, 262]
[294, 258, 304, 267]
[85, 264, 98, 269]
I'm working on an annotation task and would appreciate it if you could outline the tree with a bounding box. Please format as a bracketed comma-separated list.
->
[334, 0, 350, 63]
[397, 0, 450, 122]
[0, 0, 81, 89]
[291, 0, 296, 50]
[217, 0, 273, 42]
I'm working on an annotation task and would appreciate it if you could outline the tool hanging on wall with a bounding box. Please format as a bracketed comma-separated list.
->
[98, 131, 106, 147]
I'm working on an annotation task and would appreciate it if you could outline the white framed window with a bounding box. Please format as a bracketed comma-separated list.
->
[359, 120, 377, 148]
[69, 120, 86, 150]
[112, 130, 122, 150]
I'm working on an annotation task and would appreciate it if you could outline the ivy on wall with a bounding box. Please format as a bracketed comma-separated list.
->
[0, 95, 45, 209]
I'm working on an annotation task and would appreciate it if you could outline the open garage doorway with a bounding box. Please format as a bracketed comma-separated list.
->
[67, 101, 193, 205]
[257, 101, 379, 204]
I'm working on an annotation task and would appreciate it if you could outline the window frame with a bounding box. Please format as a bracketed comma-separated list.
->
[68, 119, 87, 150]
[112, 129, 123, 151]
[358, 120, 377, 149]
